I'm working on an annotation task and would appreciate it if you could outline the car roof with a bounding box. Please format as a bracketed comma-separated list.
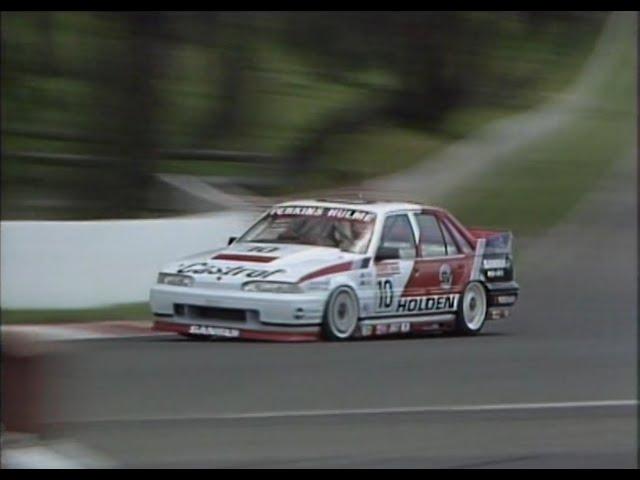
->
[274, 198, 443, 216]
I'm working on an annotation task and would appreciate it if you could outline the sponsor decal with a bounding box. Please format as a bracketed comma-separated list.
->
[439, 263, 453, 289]
[486, 269, 505, 279]
[362, 321, 411, 337]
[483, 258, 507, 269]
[269, 206, 375, 223]
[375, 261, 400, 277]
[360, 324, 373, 337]
[325, 208, 375, 222]
[396, 294, 459, 313]
[359, 270, 373, 287]
[388, 323, 400, 334]
[188, 325, 240, 337]
[375, 324, 388, 335]
[495, 295, 516, 305]
[177, 262, 285, 279]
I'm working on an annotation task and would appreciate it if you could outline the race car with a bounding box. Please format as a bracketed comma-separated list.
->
[151, 199, 519, 341]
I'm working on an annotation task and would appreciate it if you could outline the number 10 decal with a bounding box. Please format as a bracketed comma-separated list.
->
[377, 279, 394, 310]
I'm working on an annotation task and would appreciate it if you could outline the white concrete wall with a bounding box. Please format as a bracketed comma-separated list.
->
[0, 211, 257, 310]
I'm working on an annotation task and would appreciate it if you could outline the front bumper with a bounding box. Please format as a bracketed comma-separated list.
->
[149, 283, 327, 335]
[153, 319, 321, 342]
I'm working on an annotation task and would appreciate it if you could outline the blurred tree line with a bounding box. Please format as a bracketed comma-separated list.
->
[1, 11, 605, 219]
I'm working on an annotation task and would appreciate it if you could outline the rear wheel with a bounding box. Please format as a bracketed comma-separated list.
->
[454, 281, 487, 335]
[322, 287, 359, 341]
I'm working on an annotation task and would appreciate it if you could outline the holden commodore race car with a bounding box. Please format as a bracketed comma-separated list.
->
[151, 199, 519, 341]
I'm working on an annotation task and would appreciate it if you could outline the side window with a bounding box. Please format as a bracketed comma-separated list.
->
[440, 221, 460, 255]
[380, 214, 416, 259]
[415, 214, 447, 257]
[442, 218, 473, 254]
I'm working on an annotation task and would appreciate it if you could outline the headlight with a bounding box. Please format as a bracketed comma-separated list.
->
[242, 281, 302, 293]
[157, 273, 194, 287]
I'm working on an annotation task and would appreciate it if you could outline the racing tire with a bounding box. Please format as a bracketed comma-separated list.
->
[453, 281, 488, 336]
[321, 287, 360, 341]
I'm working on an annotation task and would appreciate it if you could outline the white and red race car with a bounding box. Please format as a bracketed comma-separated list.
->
[151, 199, 519, 341]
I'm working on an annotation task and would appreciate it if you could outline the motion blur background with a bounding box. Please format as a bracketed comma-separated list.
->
[2, 10, 636, 314]
[0, 11, 637, 468]
[1, 11, 625, 220]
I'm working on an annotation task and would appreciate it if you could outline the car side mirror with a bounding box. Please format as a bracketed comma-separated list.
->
[375, 246, 400, 262]
[228, 236, 237, 246]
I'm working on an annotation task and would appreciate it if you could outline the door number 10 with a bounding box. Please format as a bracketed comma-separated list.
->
[377, 279, 394, 309]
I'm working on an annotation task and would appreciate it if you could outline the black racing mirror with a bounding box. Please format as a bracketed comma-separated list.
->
[375, 246, 400, 262]
[228, 236, 237, 246]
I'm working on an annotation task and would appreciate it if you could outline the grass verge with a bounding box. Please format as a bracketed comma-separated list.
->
[442, 14, 635, 237]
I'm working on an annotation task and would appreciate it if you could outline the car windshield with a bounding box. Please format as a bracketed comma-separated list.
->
[238, 206, 377, 253]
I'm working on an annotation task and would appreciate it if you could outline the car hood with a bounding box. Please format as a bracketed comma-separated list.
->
[163, 242, 366, 285]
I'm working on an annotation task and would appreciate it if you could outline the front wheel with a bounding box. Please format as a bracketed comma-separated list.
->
[321, 287, 359, 341]
[454, 281, 487, 335]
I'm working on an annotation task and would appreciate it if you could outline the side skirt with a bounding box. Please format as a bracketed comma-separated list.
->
[357, 314, 456, 338]
[153, 320, 321, 342]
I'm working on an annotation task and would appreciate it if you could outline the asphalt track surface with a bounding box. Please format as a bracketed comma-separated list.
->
[40, 154, 637, 468]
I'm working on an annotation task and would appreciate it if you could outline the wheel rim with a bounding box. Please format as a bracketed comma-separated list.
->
[330, 290, 358, 338]
[463, 283, 486, 330]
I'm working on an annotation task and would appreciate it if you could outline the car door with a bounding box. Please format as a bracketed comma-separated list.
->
[372, 213, 418, 317]
[402, 211, 471, 315]
[435, 213, 474, 293]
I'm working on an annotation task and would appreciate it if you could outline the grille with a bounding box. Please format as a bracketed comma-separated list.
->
[174, 304, 249, 322]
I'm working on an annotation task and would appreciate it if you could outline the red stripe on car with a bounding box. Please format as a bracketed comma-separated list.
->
[298, 261, 354, 283]
[213, 254, 277, 263]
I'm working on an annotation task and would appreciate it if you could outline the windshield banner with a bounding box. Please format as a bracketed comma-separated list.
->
[268, 206, 376, 223]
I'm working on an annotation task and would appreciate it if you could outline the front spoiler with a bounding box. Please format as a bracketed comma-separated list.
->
[153, 319, 321, 342]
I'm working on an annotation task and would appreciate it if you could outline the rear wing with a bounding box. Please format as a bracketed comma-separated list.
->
[468, 229, 513, 255]
[468, 229, 515, 283]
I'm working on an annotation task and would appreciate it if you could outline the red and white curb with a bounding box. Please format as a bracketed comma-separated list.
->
[1, 321, 173, 342]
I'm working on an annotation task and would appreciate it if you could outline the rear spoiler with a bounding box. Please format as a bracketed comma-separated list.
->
[468, 229, 516, 283]
[468, 229, 513, 254]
